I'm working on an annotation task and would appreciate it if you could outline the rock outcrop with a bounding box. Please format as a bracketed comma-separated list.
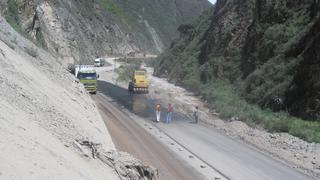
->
[286, 16, 320, 120]
[99, 151, 158, 180]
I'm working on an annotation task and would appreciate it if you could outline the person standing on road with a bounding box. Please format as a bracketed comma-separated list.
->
[193, 106, 199, 124]
[166, 103, 173, 124]
[155, 104, 161, 122]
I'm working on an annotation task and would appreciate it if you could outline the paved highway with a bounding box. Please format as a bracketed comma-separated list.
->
[96, 80, 315, 180]
[93, 94, 204, 180]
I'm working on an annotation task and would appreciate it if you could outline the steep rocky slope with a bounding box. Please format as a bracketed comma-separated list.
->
[156, 0, 320, 121]
[0, 1, 210, 179]
[2, 0, 210, 64]
[0, 16, 119, 179]
[0, 15, 159, 180]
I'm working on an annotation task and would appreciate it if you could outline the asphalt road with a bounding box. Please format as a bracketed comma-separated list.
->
[155, 120, 314, 180]
[96, 80, 315, 180]
[93, 94, 204, 180]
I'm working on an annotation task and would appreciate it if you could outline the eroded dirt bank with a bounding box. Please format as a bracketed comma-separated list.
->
[0, 17, 157, 180]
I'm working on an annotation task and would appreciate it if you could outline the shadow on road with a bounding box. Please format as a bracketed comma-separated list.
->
[97, 80, 157, 119]
[97, 80, 190, 123]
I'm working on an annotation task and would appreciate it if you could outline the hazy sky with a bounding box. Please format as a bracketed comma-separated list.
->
[208, 0, 216, 4]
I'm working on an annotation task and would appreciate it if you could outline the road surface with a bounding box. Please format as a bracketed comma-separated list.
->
[96, 80, 315, 180]
[93, 94, 204, 180]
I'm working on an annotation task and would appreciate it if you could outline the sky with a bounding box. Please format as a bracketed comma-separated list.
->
[208, 0, 216, 4]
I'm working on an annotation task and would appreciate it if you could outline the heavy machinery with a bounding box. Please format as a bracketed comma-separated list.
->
[77, 68, 98, 94]
[128, 70, 149, 94]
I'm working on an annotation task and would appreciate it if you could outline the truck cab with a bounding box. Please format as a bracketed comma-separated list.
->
[78, 69, 98, 94]
[94, 58, 105, 67]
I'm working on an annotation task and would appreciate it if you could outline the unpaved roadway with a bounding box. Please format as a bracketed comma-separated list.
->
[93, 94, 204, 180]
[94, 79, 316, 180]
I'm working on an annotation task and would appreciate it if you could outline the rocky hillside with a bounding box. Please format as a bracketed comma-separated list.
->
[1, 0, 210, 64]
[0, 16, 119, 179]
[0, 14, 160, 180]
[155, 0, 320, 139]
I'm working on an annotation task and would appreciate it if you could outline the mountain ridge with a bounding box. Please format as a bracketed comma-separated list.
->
[1, 0, 210, 64]
[155, 0, 320, 141]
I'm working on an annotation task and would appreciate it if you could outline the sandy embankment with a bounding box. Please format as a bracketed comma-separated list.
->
[0, 17, 119, 179]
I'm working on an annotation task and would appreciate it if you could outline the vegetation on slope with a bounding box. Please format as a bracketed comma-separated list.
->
[97, 0, 126, 18]
[115, 58, 142, 83]
[5, 0, 46, 49]
[96, 0, 210, 47]
[155, 1, 320, 142]
[5, 0, 27, 38]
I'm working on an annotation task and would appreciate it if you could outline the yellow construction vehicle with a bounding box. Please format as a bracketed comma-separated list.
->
[128, 70, 149, 94]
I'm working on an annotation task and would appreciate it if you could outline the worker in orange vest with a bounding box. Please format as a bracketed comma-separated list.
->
[166, 103, 173, 123]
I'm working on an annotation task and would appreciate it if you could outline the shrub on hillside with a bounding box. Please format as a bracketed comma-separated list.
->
[25, 46, 38, 58]
[198, 80, 320, 142]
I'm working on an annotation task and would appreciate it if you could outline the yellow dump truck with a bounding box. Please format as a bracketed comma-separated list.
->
[128, 70, 149, 93]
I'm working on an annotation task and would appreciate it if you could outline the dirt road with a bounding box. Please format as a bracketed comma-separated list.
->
[93, 94, 204, 180]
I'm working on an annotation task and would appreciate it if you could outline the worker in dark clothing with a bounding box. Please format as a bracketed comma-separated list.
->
[193, 106, 199, 124]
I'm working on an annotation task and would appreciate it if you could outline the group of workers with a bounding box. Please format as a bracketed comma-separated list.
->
[155, 103, 199, 124]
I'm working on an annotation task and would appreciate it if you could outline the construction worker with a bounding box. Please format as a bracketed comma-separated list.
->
[155, 104, 161, 122]
[166, 103, 173, 123]
[193, 106, 199, 124]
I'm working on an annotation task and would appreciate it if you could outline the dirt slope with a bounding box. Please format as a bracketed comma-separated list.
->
[0, 16, 119, 179]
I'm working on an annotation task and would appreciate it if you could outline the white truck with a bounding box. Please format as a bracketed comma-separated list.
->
[94, 58, 105, 67]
